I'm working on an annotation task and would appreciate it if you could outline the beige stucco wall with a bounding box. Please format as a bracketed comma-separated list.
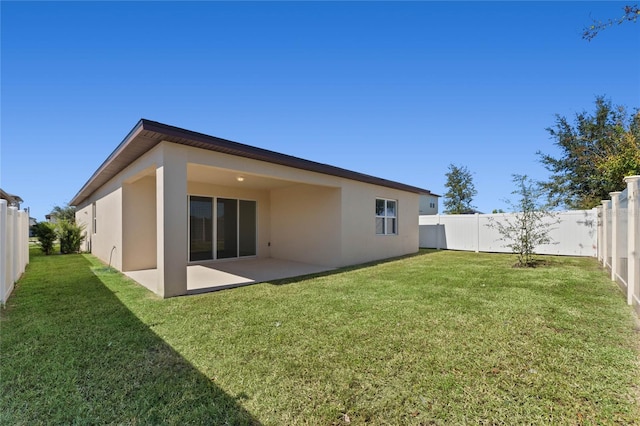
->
[75, 143, 164, 272]
[178, 142, 420, 266]
[123, 175, 157, 271]
[74, 140, 422, 297]
[270, 184, 342, 267]
[88, 188, 123, 271]
[187, 182, 271, 259]
[155, 143, 189, 297]
[75, 204, 92, 252]
[340, 180, 420, 267]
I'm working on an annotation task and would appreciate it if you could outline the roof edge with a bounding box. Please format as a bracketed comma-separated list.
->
[137, 119, 433, 195]
[70, 120, 146, 205]
[71, 119, 434, 206]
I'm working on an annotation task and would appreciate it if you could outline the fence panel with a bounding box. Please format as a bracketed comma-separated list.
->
[0, 200, 30, 304]
[616, 189, 629, 286]
[635, 191, 640, 308]
[598, 176, 640, 314]
[606, 203, 613, 269]
[419, 210, 597, 257]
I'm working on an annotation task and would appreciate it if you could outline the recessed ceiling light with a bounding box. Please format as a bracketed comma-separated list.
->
[237, 176, 245, 182]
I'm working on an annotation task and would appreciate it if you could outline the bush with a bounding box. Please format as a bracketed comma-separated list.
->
[58, 220, 85, 254]
[34, 222, 57, 255]
[488, 174, 558, 267]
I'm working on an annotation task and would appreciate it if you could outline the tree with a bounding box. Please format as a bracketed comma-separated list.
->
[583, 4, 639, 41]
[538, 97, 640, 209]
[34, 222, 57, 255]
[58, 220, 85, 254]
[488, 175, 558, 268]
[50, 204, 76, 223]
[443, 164, 477, 214]
[597, 113, 640, 190]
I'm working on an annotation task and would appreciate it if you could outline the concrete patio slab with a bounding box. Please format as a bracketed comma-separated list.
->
[124, 258, 334, 295]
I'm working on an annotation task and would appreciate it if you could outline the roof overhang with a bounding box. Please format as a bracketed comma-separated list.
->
[70, 119, 434, 206]
[0, 188, 23, 205]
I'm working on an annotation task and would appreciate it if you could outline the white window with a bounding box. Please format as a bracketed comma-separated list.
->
[375, 198, 397, 235]
[92, 202, 97, 234]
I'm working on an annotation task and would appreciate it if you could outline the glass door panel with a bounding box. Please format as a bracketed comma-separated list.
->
[239, 200, 257, 257]
[217, 198, 238, 259]
[189, 196, 213, 261]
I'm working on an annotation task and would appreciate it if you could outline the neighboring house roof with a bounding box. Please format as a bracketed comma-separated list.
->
[71, 119, 435, 206]
[0, 188, 23, 207]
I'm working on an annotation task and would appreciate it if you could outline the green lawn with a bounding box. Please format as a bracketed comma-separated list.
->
[2, 248, 639, 425]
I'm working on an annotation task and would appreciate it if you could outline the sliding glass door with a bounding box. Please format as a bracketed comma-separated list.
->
[189, 196, 213, 261]
[189, 196, 256, 262]
[239, 200, 257, 257]
[216, 198, 238, 259]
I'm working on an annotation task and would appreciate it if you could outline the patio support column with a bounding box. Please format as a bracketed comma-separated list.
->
[624, 176, 640, 306]
[156, 143, 188, 298]
[609, 192, 621, 283]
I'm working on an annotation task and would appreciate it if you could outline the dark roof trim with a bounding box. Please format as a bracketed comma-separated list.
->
[71, 119, 434, 206]
[0, 188, 23, 206]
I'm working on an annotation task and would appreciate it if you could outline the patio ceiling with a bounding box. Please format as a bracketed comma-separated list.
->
[187, 164, 301, 191]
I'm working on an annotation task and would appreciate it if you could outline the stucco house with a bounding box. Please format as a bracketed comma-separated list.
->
[419, 194, 440, 215]
[72, 119, 435, 298]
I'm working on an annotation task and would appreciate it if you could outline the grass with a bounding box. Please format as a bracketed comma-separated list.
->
[2, 248, 639, 425]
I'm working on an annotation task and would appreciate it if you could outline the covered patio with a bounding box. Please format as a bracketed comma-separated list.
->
[124, 258, 334, 295]
[73, 119, 429, 298]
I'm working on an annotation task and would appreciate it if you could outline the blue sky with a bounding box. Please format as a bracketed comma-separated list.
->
[2, 1, 639, 220]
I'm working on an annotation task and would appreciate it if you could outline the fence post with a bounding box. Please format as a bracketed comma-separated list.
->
[19, 211, 27, 276]
[0, 200, 6, 304]
[596, 206, 602, 262]
[609, 192, 621, 282]
[23, 212, 28, 275]
[10, 207, 19, 285]
[436, 214, 441, 250]
[624, 176, 640, 306]
[601, 200, 609, 268]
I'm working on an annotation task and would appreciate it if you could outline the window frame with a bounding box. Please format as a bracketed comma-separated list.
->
[375, 198, 398, 235]
[92, 202, 97, 234]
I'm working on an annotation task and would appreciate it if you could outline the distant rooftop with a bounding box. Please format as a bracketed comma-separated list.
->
[0, 188, 23, 208]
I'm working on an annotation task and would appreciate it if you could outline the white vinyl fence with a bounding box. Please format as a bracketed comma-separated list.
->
[599, 176, 639, 314]
[419, 209, 598, 257]
[0, 199, 30, 304]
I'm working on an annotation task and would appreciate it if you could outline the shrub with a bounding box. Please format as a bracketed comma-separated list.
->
[58, 220, 85, 254]
[488, 174, 559, 267]
[34, 222, 57, 255]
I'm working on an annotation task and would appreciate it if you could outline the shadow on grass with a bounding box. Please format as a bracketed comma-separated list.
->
[0, 251, 260, 425]
[268, 248, 439, 286]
